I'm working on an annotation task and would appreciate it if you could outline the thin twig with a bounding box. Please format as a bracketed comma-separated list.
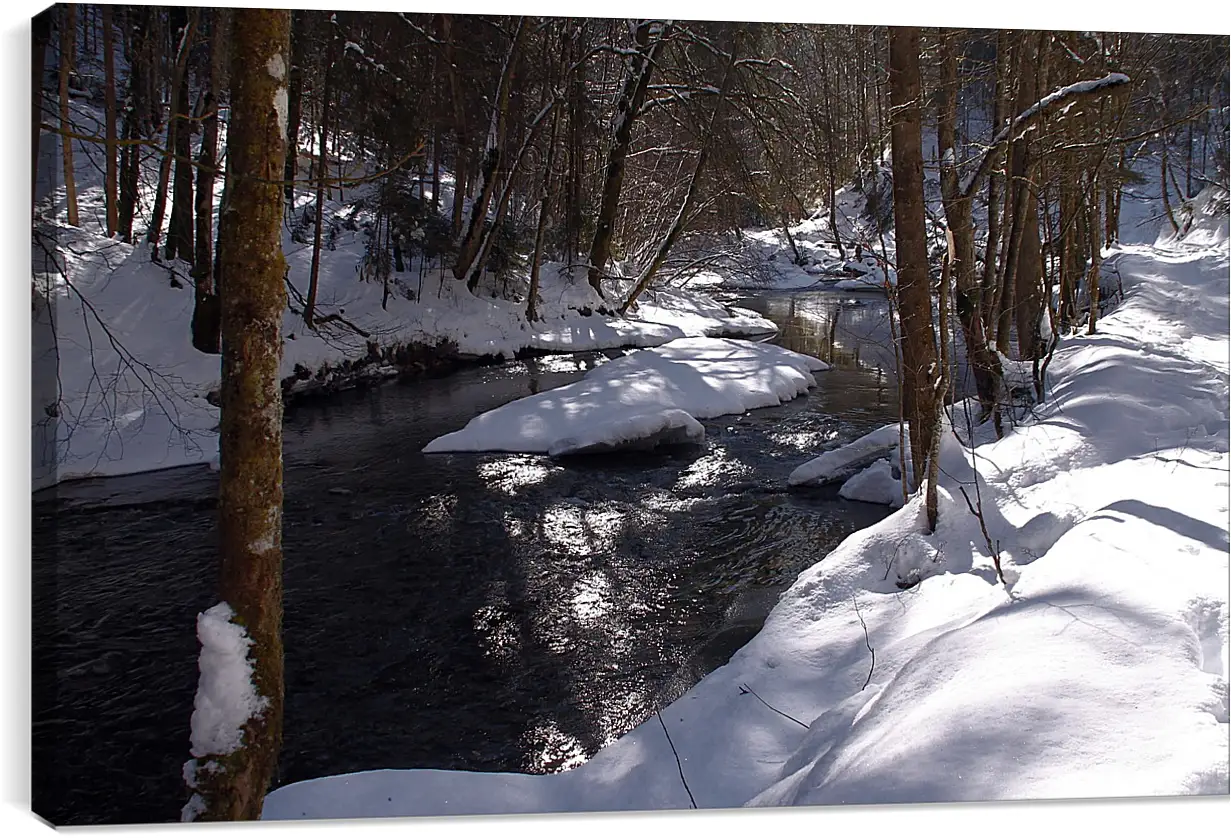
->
[737, 683, 809, 729]
[655, 712, 696, 809]
[852, 595, 875, 690]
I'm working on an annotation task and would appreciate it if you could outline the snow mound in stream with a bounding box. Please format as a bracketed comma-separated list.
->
[423, 337, 829, 455]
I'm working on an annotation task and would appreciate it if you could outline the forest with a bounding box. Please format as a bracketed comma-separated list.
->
[29, 2, 1231, 828]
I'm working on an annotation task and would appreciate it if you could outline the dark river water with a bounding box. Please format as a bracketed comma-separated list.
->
[32, 290, 902, 825]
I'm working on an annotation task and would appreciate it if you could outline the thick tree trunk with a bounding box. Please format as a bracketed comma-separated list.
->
[59, 4, 79, 227]
[888, 26, 939, 530]
[586, 20, 671, 298]
[183, 7, 290, 822]
[192, 10, 227, 355]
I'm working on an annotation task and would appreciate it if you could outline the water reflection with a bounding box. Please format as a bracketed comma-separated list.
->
[33, 297, 902, 826]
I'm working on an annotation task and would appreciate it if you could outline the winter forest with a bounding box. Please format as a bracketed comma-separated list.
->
[29, 1, 1230, 828]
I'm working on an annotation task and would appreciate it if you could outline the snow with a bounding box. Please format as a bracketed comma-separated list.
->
[838, 458, 905, 507]
[787, 422, 904, 486]
[186, 603, 266, 762]
[548, 409, 704, 457]
[423, 337, 829, 454]
[263, 187, 1229, 820]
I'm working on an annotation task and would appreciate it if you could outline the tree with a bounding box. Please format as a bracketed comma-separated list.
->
[58, 3, 79, 227]
[147, 10, 196, 260]
[888, 26, 940, 532]
[586, 20, 671, 298]
[184, 7, 290, 822]
[167, 6, 197, 262]
[192, 9, 228, 354]
[102, 5, 118, 236]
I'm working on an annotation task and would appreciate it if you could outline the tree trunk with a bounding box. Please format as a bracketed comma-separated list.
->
[32, 8, 52, 215]
[454, 18, 528, 288]
[192, 9, 227, 355]
[168, 6, 197, 262]
[284, 12, 304, 205]
[102, 6, 118, 235]
[528, 109, 561, 323]
[1012, 34, 1047, 362]
[305, 51, 335, 328]
[888, 26, 939, 529]
[1086, 181, 1102, 335]
[936, 32, 1002, 427]
[183, 7, 289, 822]
[586, 20, 671, 298]
[117, 9, 149, 242]
[148, 12, 196, 260]
[59, 4, 79, 227]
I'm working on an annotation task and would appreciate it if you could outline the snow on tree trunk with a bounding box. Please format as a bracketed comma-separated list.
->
[183, 8, 289, 822]
[454, 17, 527, 288]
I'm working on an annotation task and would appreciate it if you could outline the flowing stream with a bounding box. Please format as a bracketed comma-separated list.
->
[33, 290, 903, 825]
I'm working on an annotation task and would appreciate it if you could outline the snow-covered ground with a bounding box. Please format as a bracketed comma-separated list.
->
[423, 337, 828, 455]
[263, 190, 1229, 818]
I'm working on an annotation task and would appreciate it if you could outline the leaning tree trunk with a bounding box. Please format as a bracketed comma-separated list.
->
[183, 7, 290, 823]
[454, 18, 527, 288]
[586, 20, 671, 298]
[59, 4, 79, 227]
[888, 26, 940, 532]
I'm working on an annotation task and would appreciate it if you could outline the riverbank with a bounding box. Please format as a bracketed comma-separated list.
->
[32, 216, 775, 490]
[263, 191, 1230, 818]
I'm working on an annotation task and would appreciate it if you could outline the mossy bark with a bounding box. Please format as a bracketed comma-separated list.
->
[191, 7, 290, 822]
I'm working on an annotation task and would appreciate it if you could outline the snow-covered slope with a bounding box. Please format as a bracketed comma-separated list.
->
[263, 191, 1230, 819]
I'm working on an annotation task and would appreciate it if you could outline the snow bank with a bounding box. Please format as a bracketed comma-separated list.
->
[548, 409, 704, 457]
[424, 337, 829, 455]
[787, 422, 905, 486]
[264, 193, 1229, 819]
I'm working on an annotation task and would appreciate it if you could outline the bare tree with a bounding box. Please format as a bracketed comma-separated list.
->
[184, 7, 290, 821]
[888, 26, 940, 531]
[58, 4, 79, 227]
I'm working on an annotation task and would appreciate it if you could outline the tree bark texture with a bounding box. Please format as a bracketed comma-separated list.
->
[189, 7, 290, 821]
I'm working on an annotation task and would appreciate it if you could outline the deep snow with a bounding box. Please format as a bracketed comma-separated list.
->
[263, 190, 1230, 818]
